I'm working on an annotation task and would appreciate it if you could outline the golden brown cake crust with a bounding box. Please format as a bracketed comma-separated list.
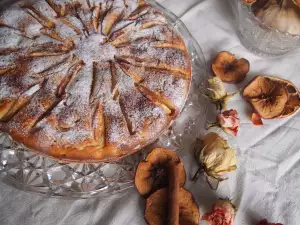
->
[0, 0, 191, 162]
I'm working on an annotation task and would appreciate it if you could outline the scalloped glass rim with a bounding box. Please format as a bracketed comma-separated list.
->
[240, 0, 300, 38]
[0, 0, 208, 198]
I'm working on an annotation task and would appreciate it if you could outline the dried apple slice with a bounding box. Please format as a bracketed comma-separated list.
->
[250, 86, 288, 119]
[212, 51, 250, 83]
[145, 188, 200, 225]
[243, 76, 289, 119]
[263, 76, 300, 118]
[282, 93, 300, 118]
[135, 148, 186, 196]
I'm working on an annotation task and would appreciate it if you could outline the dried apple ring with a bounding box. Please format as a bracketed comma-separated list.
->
[145, 188, 200, 225]
[212, 51, 250, 83]
[134, 148, 186, 196]
[264, 76, 300, 118]
[243, 76, 290, 119]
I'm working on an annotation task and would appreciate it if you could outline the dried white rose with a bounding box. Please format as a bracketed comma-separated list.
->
[200, 132, 237, 178]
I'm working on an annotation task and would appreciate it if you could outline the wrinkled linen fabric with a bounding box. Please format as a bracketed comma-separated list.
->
[1, 0, 300, 225]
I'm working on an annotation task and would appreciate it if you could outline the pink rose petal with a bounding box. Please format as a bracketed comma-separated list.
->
[202, 200, 235, 225]
[251, 113, 263, 126]
[217, 109, 240, 136]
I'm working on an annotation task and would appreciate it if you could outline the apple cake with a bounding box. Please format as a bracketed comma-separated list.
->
[0, 0, 191, 162]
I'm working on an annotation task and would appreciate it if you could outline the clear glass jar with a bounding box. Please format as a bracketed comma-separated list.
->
[236, 0, 300, 56]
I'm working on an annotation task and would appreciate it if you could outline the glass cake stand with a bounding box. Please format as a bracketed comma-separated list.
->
[0, 0, 208, 198]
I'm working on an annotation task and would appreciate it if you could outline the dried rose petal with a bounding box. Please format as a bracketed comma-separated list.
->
[251, 113, 263, 126]
[202, 199, 235, 225]
[217, 109, 240, 136]
[243, 0, 257, 5]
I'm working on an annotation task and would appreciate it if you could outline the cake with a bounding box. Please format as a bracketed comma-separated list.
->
[0, 0, 191, 162]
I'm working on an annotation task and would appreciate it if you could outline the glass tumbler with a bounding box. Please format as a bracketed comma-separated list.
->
[235, 0, 300, 56]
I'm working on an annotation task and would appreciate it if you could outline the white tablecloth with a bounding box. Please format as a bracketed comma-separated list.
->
[1, 0, 300, 224]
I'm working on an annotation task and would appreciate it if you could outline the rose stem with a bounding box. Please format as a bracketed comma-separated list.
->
[192, 166, 204, 182]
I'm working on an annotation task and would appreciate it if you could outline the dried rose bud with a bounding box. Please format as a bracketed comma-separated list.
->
[251, 113, 264, 126]
[207, 77, 239, 110]
[202, 199, 236, 225]
[217, 109, 240, 136]
[208, 77, 227, 101]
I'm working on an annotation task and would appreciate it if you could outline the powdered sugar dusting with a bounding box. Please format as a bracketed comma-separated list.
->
[103, 99, 130, 143]
[0, 82, 17, 99]
[36, 122, 92, 148]
[0, 75, 41, 99]
[72, 34, 117, 65]
[27, 55, 69, 74]
[54, 18, 81, 40]
[0, 6, 29, 27]
[33, 0, 57, 18]
[142, 69, 187, 108]
[117, 43, 188, 71]
[0, 53, 18, 67]
[116, 64, 164, 132]
[0, 28, 24, 48]
[91, 62, 112, 101]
